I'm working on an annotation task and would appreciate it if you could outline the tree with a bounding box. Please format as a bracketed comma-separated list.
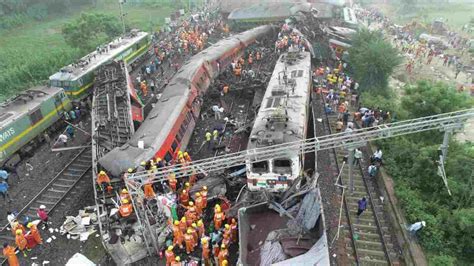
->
[62, 12, 122, 53]
[401, 81, 473, 119]
[348, 28, 401, 97]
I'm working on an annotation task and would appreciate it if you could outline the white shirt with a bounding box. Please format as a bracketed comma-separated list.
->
[58, 134, 68, 143]
[374, 150, 383, 159]
[212, 105, 221, 112]
[409, 222, 424, 232]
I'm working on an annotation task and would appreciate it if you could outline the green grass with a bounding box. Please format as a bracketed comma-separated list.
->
[0, 0, 175, 101]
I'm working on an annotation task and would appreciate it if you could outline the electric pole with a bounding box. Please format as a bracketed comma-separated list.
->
[118, 0, 127, 35]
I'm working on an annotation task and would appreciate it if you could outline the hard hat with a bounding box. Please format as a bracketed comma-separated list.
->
[201, 238, 207, 244]
[15, 229, 22, 235]
[178, 151, 183, 155]
[188, 201, 194, 206]
[99, 170, 105, 175]
[122, 199, 129, 204]
[215, 204, 221, 212]
[187, 229, 192, 234]
[181, 217, 186, 222]
[182, 189, 187, 194]
[174, 220, 180, 226]
[222, 260, 228, 266]
[195, 192, 201, 197]
[183, 152, 189, 157]
[39, 205, 46, 209]
[141, 161, 146, 166]
[128, 168, 133, 173]
[225, 224, 230, 229]
[422, 221, 426, 226]
[150, 159, 154, 163]
[167, 246, 173, 251]
[27, 223, 33, 229]
[175, 256, 181, 262]
[192, 223, 197, 228]
[157, 157, 162, 162]
[122, 189, 128, 193]
[221, 243, 226, 249]
[202, 186, 208, 191]
[197, 220, 203, 226]
[185, 182, 190, 187]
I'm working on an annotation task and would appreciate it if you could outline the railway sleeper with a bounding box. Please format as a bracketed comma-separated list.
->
[350, 256, 389, 265]
[356, 248, 387, 258]
[63, 172, 82, 178]
[53, 183, 73, 189]
[58, 178, 77, 183]
[48, 188, 67, 194]
[35, 199, 56, 205]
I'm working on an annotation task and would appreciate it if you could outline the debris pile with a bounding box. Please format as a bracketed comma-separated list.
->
[60, 206, 98, 242]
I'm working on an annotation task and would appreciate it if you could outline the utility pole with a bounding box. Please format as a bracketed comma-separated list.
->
[118, 0, 126, 35]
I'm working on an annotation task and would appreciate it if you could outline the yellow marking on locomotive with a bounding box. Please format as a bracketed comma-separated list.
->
[0, 100, 71, 152]
[65, 81, 94, 96]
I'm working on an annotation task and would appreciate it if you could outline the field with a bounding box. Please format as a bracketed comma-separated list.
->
[0, 0, 176, 101]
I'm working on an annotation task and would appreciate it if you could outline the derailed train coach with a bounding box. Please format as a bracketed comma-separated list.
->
[99, 25, 277, 176]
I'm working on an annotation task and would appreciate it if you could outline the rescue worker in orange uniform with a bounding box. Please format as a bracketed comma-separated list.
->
[201, 237, 211, 266]
[213, 204, 225, 230]
[171, 256, 182, 266]
[194, 193, 204, 216]
[184, 229, 195, 254]
[180, 189, 189, 206]
[185, 202, 197, 226]
[120, 189, 131, 202]
[11, 222, 25, 236]
[165, 246, 175, 266]
[144, 182, 156, 200]
[96, 170, 111, 192]
[183, 152, 192, 162]
[190, 223, 199, 243]
[27, 223, 42, 245]
[218, 244, 229, 266]
[179, 217, 187, 235]
[119, 199, 133, 218]
[196, 219, 205, 238]
[15, 229, 28, 257]
[201, 186, 208, 208]
[168, 173, 177, 192]
[2, 243, 19, 266]
[172, 221, 184, 248]
[230, 218, 238, 243]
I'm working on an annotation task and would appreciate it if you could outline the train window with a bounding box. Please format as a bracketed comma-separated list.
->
[29, 109, 43, 126]
[252, 161, 268, 174]
[179, 124, 186, 137]
[273, 159, 292, 175]
[291, 70, 297, 78]
[176, 132, 182, 142]
[165, 152, 172, 162]
[171, 141, 178, 151]
[297, 70, 304, 77]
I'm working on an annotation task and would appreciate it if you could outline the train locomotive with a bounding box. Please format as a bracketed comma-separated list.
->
[99, 25, 277, 176]
[246, 50, 312, 192]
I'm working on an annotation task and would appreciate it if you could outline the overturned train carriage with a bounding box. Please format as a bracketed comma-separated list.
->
[99, 25, 277, 177]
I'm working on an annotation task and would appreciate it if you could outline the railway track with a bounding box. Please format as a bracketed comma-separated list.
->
[0, 148, 92, 244]
[321, 97, 399, 265]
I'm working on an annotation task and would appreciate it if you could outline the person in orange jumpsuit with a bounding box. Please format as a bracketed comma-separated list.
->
[27, 223, 42, 245]
[196, 219, 205, 238]
[185, 202, 197, 226]
[213, 204, 225, 230]
[230, 218, 238, 243]
[2, 243, 19, 266]
[96, 170, 111, 192]
[194, 193, 204, 216]
[180, 189, 189, 206]
[189, 224, 198, 244]
[183, 152, 192, 162]
[120, 189, 131, 202]
[184, 229, 195, 254]
[11, 222, 25, 236]
[200, 186, 208, 208]
[144, 182, 155, 200]
[15, 229, 28, 257]
[168, 173, 177, 192]
[179, 217, 187, 235]
[172, 221, 184, 248]
[218, 244, 228, 266]
[119, 199, 133, 218]
[171, 256, 182, 266]
[165, 246, 175, 266]
[201, 237, 211, 266]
